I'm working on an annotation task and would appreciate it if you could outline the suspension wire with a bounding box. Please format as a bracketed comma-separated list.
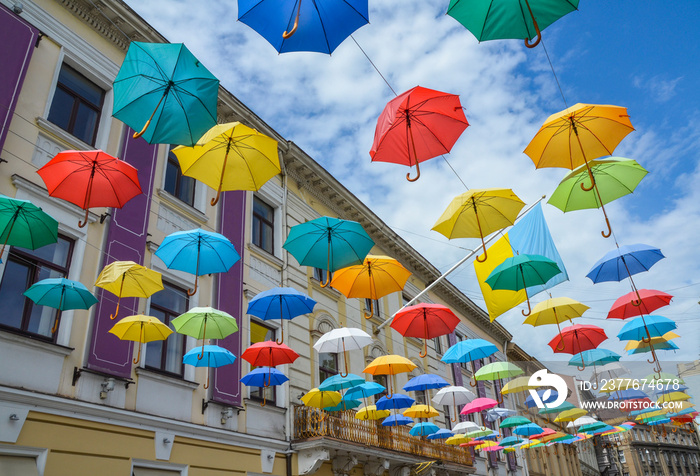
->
[540, 38, 568, 109]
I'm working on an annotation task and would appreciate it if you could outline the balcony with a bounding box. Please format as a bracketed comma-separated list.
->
[293, 406, 473, 468]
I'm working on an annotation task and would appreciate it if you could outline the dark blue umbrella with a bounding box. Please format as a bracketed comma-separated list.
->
[617, 315, 677, 341]
[23, 277, 98, 333]
[247, 287, 316, 344]
[427, 428, 454, 440]
[237, 0, 369, 54]
[586, 243, 664, 283]
[240, 366, 289, 387]
[441, 338, 498, 364]
[319, 373, 365, 392]
[155, 228, 240, 296]
[376, 393, 415, 411]
[403, 374, 450, 392]
[524, 389, 558, 409]
[382, 414, 413, 427]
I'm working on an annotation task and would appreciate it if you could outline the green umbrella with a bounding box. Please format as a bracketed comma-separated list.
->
[172, 306, 239, 359]
[23, 278, 99, 333]
[447, 0, 579, 48]
[485, 254, 562, 316]
[475, 362, 524, 381]
[500, 416, 531, 429]
[0, 195, 58, 259]
[112, 42, 219, 146]
[538, 401, 575, 415]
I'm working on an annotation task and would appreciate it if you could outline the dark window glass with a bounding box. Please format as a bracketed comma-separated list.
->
[372, 374, 388, 402]
[364, 298, 380, 318]
[145, 282, 188, 376]
[47, 64, 104, 145]
[0, 236, 73, 339]
[313, 268, 331, 284]
[319, 352, 338, 383]
[164, 147, 196, 206]
[250, 319, 276, 404]
[252, 197, 274, 254]
[434, 336, 443, 354]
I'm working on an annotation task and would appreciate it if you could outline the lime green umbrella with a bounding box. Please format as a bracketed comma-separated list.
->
[0, 196, 58, 259]
[538, 401, 575, 415]
[475, 362, 524, 381]
[172, 306, 239, 359]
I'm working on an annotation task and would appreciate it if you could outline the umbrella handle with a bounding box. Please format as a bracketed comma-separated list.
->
[198, 317, 208, 359]
[204, 370, 210, 389]
[51, 290, 64, 334]
[133, 91, 167, 139]
[133, 341, 142, 365]
[475, 248, 487, 263]
[340, 344, 349, 377]
[188, 253, 200, 296]
[469, 377, 477, 388]
[521, 297, 532, 317]
[78, 207, 90, 228]
[261, 392, 267, 407]
[110, 277, 126, 320]
[523, 0, 542, 48]
[211, 142, 231, 206]
[276, 320, 285, 345]
[406, 121, 421, 182]
[406, 159, 421, 182]
[364, 299, 374, 319]
[555, 321, 566, 351]
[282, 0, 302, 39]
[496, 394, 504, 405]
[419, 338, 428, 358]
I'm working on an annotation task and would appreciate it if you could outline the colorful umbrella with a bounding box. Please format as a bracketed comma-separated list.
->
[241, 341, 299, 367]
[240, 366, 288, 406]
[500, 416, 532, 429]
[330, 255, 411, 319]
[313, 327, 372, 376]
[301, 388, 342, 418]
[363, 355, 416, 397]
[554, 408, 587, 423]
[248, 287, 316, 344]
[376, 393, 416, 411]
[37, 150, 142, 228]
[485, 253, 562, 315]
[475, 362, 524, 381]
[108, 314, 173, 365]
[95, 260, 164, 320]
[513, 423, 544, 438]
[0, 196, 58, 258]
[432, 386, 476, 422]
[356, 405, 391, 421]
[370, 86, 469, 182]
[498, 436, 525, 447]
[452, 421, 483, 433]
[172, 306, 239, 358]
[608, 289, 673, 319]
[112, 41, 219, 146]
[586, 243, 664, 286]
[237, 0, 369, 54]
[391, 303, 461, 357]
[319, 373, 365, 392]
[344, 382, 386, 401]
[548, 324, 607, 369]
[409, 422, 440, 437]
[427, 428, 454, 440]
[461, 397, 498, 414]
[283, 216, 374, 287]
[155, 228, 240, 295]
[441, 338, 498, 364]
[446, 0, 579, 48]
[524, 297, 589, 349]
[445, 433, 470, 445]
[184, 344, 237, 389]
[485, 407, 517, 421]
[404, 374, 450, 392]
[173, 122, 280, 205]
[403, 404, 439, 419]
[500, 376, 536, 395]
[625, 332, 679, 353]
[568, 349, 620, 367]
[382, 414, 414, 427]
[617, 315, 677, 342]
[325, 399, 362, 412]
[431, 188, 525, 261]
[24, 278, 98, 333]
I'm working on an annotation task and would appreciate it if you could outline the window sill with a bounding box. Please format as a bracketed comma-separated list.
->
[245, 398, 286, 414]
[309, 278, 342, 299]
[248, 243, 283, 268]
[157, 188, 209, 225]
[135, 367, 200, 390]
[0, 328, 73, 357]
[36, 117, 94, 151]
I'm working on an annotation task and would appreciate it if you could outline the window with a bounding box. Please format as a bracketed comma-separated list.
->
[455, 333, 468, 370]
[47, 64, 104, 146]
[372, 374, 388, 402]
[252, 196, 274, 254]
[434, 336, 443, 354]
[319, 352, 338, 383]
[145, 282, 188, 376]
[414, 389, 427, 405]
[313, 267, 331, 284]
[250, 319, 276, 403]
[618, 450, 626, 463]
[442, 405, 451, 429]
[364, 298, 380, 318]
[0, 236, 73, 339]
[164, 146, 196, 206]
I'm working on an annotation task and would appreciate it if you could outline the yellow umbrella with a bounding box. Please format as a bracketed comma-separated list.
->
[524, 297, 589, 351]
[355, 405, 391, 421]
[624, 331, 679, 351]
[330, 255, 411, 319]
[657, 392, 691, 404]
[501, 376, 537, 395]
[301, 388, 342, 409]
[173, 122, 280, 206]
[403, 404, 440, 419]
[108, 314, 173, 365]
[524, 104, 634, 237]
[554, 408, 588, 423]
[475, 440, 497, 450]
[540, 431, 568, 443]
[445, 434, 470, 445]
[520, 439, 541, 449]
[363, 355, 416, 397]
[95, 260, 164, 320]
[431, 188, 525, 262]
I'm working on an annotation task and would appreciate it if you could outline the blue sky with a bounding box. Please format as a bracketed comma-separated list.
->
[124, 1, 700, 378]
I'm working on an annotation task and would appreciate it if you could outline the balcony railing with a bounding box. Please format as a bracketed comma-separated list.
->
[293, 406, 472, 467]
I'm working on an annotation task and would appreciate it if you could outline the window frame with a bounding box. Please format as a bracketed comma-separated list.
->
[318, 351, 339, 384]
[252, 195, 275, 254]
[144, 282, 189, 378]
[163, 146, 196, 207]
[249, 318, 277, 405]
[364, 298, 380, 319]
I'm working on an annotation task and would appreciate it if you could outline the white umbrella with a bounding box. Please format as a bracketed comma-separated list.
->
[313, 327, 372, 376]
[567, 416, 599, 429]
[590, 362, 631, 390]
[432, 386, 476, 422]
[452, 421, 483, 433]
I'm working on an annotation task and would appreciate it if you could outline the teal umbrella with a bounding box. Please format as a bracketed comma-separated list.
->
[0, 195, 58, 260]
[283, 217, 374, 287]
[112, 42, 219, 146]
[499, 416, 531, 429]
[183, 344, 236, 389]
[23, 278, 98, 334]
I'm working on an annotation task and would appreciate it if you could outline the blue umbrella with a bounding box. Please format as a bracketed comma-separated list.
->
[247, 287, 316, 344]
[656, 385, 688, 395]
[344, 382, 385, 401]
[155, 228, 240, 296]
[237, 0, 369, 54]
[376, 393, 415, 411]
[628, 341, 678, 355]
[513, 423, 544, 437]
[282, 217, 374, 286]
[409, 422, 440, 437]
[607, 389, 648, 401]
[403, 374, 450, 392]
[441, 338, 498, 364]
[499, 436, 525, 447]
[382, 414, 413, 427]
[617, 315, 677, 341]
[183, 345, 236, 389]
[524, 389, 558, 409]
[427, 428, 454, 440]
[240, 367, 289, 387]
[586, 243, 664, 283]
[325, 399, 362, 412]
[319, 373, 365, 392]
[474, 430, 500, 440]
[568, 349, 620, 367]
[23, 277, 98, 333]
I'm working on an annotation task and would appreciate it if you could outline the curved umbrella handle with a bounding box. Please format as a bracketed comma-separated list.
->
[521, 297, 532, 317]
[555, 321, 566, 351]
[364, 299, 374, 319]
[496, 394, 504, 405]
[476, 249, 488, 263]
[211, 188, 223, 207]
[204, 370, 210, 389]
[51, 314, 61, 334]
[133, 342, 143, 365]
[187, 276, 198, 296]
[523, 0, 542, 48]
[133, 92, 167, 139]
[469, 377, 477, 388]
[198, 317, 208, 359]
[276, 320, 285, 345]
[282, 0, 302, 39]
[211, 142, 231, 207]
[78, 208, 90, 228]
[419, 338, 428, 358]
[406, 159, 421, 182]
[340, 343, 349, 377]
[261, 393, 267, 407]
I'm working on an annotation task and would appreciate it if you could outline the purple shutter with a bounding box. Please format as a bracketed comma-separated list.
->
[211, 190, 245, 406]
[86, 129, 158, 377]
[0, 4, 39, 152]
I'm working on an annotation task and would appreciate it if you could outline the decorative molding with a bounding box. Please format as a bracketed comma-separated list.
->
[0, 443, 48, 476]
[249, 254, 282, 288]
[298, 448, 330, 475]
[157, 189, 209, 225]
[0, 329, 73, 358]
[12, 174, 99, 225]
[363, 459, 390, 476]
[310, 312, 336, 340]
[332, 453, 358, 476]
[135, 368, 200, 391]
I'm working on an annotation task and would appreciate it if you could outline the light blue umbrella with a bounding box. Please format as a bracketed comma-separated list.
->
[486, 408, 517, 422]
[319, 373, 365, 392]
[382, 414, 413, 427]
[607, 389, 648, 401]
[441, 338, 498, 364]
[513, 423, 544, 437]
[24, 278, 98, 333]
[183, 345, 236, 389]
[247, 287, 316, 344]
[586, 243, 664, 283]
[617, 315, 677, 341]
[325, 399, 362, 412]
[569, 349, 620, 367]
[499, 436, 525, 447]
[376, 393, 415, 411]
[344, 382, 386, 401]
[628, 341, 679, 355]
[427, 429, 454, 440]
[155, 228, 240, 296]
[409, 422, 440, 437]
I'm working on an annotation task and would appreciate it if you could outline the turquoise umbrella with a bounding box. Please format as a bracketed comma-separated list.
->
[183, 344, 236, 389]
[112, 42, 219, 146]
[569, 349, 620, 367]
[23, 278, 98, 333]
[409, 422, 440, 437]
[318, 373, 365, 392]
[0, 195, 58, 259]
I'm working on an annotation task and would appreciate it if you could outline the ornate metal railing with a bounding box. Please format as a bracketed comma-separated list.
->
[293, 406, 472, 467]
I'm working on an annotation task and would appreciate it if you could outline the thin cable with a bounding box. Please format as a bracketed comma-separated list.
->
[540, 38, 567, 109]
[441, 155, 469, 190]
[350, 35, 396, 97]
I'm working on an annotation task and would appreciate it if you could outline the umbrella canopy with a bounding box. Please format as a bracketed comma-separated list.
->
[173, 122, 280, 205]
[403, 405, 440, 419]
[172, 306, 239, 347]
[370, 86, 469, 182]
[524, 389, 559, 409]
[657, 392, 691, 404]
[404, 374, 450, 392]
[548, 324, 608, 369]
[376, 393, 416, 411]
[524, 297, 589, 326]
[319, 373, 365, 392]
[608, 289, 673, 319]
[485, 407, 517, 422]
[617, 315, 677, 341]
[464, 427, 494, 439]
[475, 362, 524, 381]
[356, 405, 391, 421]
[344, 382, 386, 401]
[446, 0, 579, 47]
[452, 421, 483, 433]
[409, 422, 440, 437]
[330, 255, 411, 319]
[499, 436, 525, 447]
[382, 414, 413, 427]
[461, 397, 498, 414]
[579, 421, 608, 433]
[283, 216, 374, 286]
[95, 260, 164, 320]
[240, 366, 288, 387]
[445, 434, 470, 445]
[554, 408, 588, 423]
[363, 354, 416, 397]
[313, 327, 372, 376]
[538, 401, 575, 415]
[433, 386, 476, 423]
[427, 429, 454, 440]
[513, 423, 544, 438]
[237, 0, 369, 54]
[608, 390, 649, 403]
[155, 228, 240, 295]
[241, 341, 299, 367]
[441, 338, 498, 364]
[184, 344, 237, 389]
[628, 341, 678, 355]
[37, 150, 141, 228]
[646, 372, 684, 385]
[485, 253, 562, 316]
[624, 331, 679, 351]
[587, 244, 665, 284]
[0, 196, 58, 258]
[501, 376, 537, 395]
[567, 416, 598, 428]
[112, 41, 218, 146]
[108, 314, 172, 365]
[569, 349, 620, 367]
[325, 399, 362, 412]
[431, 188, 525, 262]
[24, 278, 98, 333]
[500, 416, 532, 429]
[391, 303, 461, 357]
[248, 287, 316, 344]
[301, 388, 342, 409]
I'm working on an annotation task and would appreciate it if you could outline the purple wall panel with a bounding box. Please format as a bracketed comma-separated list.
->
[0, 5, 38, 153]
[211, 190, 245, 406]
[86, 130, 158, 377]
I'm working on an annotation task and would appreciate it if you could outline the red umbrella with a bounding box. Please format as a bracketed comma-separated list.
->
[548, 324, 607, 371]
[390, 303, 460, 357]
[370, 86, 469, 182]
[37, 150, 141, 228]
[241, 340, 299, 367]
[461, 397, 498, 414]
[607, 289, 673, 319]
